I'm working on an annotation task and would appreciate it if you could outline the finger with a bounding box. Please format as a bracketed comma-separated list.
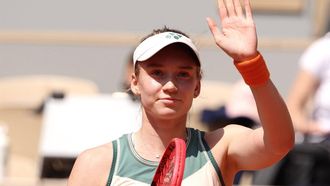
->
[244, 0, 253, 19]
[206, 17, 224, 43]
[206, 17, 217, 33]
[225, 0, 236, 17]
[233, 0, 243, 17]
[218, 0, 228, 20]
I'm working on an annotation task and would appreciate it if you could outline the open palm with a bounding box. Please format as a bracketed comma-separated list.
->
[207, 0, 257, 62]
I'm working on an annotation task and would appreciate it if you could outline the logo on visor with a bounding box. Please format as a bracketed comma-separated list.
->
[165, 32, 183, 40]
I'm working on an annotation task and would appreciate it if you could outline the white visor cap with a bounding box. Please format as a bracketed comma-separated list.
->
[133, 32, 200, 66]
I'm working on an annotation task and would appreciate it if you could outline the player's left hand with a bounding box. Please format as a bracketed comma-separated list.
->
[207, 0, 258, 62]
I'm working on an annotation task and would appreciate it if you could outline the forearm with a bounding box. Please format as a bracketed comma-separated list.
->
[251, 80, 295, 154]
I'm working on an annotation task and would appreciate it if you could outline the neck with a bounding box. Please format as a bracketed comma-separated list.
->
[140, 109, 188, 142]
[132, 127, 188, 161]
[132, 111, 188, 161]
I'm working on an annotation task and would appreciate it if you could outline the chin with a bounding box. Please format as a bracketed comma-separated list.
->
[156, 110, 187, 120]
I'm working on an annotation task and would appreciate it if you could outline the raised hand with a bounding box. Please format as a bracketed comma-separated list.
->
[207, 0, 258, 62]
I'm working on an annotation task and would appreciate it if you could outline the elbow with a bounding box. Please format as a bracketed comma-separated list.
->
[274, 118, 296, 155]
[272, 133, 295, 156]
[264, 125, 295, 156]
[285, 120, 296, 153]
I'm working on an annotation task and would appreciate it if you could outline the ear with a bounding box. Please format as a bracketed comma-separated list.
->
[193, 81, 201, 98]
[130, 73, 140, 95]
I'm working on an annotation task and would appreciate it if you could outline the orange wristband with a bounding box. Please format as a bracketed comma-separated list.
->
[234, 52, 270, 87]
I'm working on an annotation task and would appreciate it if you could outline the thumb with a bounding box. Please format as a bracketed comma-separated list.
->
[206, 17, 225, 47]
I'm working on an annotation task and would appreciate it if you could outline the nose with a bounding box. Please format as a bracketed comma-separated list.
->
[163, 80, 178, 93]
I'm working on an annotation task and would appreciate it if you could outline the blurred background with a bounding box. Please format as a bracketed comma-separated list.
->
[0, 0, 329, 185]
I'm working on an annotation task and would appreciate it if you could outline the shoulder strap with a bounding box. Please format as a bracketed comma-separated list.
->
[106, 140, 118, 186]
[199, 131, 226, 186]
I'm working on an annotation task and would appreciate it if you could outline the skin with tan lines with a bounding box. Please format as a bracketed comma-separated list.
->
[68, 0, 295, 185]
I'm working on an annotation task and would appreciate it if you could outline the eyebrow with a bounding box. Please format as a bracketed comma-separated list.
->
[146, 63, 162, 68]
[146, 63, 194, 70]
[178, 66, 194, 70]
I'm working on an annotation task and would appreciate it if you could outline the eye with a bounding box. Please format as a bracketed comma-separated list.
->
[177, 71, 191, 78]
[150, 69, 164, 77]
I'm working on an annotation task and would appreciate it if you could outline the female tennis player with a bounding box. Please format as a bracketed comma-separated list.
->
[68, 0, 294, 185]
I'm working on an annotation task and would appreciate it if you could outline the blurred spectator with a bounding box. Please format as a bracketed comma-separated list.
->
[273, 32, 330, 185]
[288, 32, 330, 142]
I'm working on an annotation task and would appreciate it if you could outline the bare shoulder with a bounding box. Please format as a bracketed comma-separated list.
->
[68, 142, 114, 186]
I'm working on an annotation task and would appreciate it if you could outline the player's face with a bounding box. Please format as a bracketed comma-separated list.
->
[132, 45, 200, 120]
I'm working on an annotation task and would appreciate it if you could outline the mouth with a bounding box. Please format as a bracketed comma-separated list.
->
[158, 97, 181, 104]
[159, 97, 180, 101]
